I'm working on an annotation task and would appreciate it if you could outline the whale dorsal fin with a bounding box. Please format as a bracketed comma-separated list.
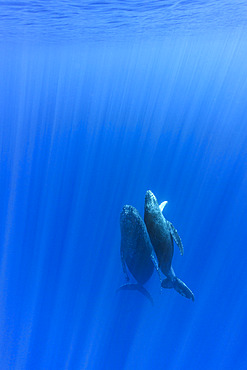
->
[159, 201, 168, 212]
[167, 221, 184, 256]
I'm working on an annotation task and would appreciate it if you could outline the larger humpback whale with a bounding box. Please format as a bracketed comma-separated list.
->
[117, 205, 160, 304]
[144, 190, 194, 301]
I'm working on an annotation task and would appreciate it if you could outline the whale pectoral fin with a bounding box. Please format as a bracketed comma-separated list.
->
[150, 251, 162, 284]
[116, 283, 154, 305]
[120, 247, 130, 282]
[159, 201, 168, 212]
[173, 278, 195, 301]
[167, 221, 184, 256]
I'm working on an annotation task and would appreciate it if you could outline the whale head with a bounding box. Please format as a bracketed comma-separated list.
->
[145, 190, 159, 211]
[121, 204, 135, 218]
[120, 205, 140, 232]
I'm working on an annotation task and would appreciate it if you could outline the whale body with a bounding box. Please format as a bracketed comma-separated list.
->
[118, 204, 160, 304]
[144, 190, 194, 301]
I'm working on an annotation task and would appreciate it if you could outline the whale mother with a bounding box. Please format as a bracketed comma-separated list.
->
[144, 190, 194, 301]
[118, 205, 160, 304]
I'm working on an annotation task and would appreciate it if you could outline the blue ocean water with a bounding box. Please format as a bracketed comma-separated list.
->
[1, 1, 247, 369]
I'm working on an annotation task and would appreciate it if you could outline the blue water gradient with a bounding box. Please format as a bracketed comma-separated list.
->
[1, 35, 247, 369]
[1, 2, 247, 369]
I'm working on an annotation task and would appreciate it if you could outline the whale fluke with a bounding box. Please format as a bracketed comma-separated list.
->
[116, 283, 154, 305]
[161, 277, 194, 301]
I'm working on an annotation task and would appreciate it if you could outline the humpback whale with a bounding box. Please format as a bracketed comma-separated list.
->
[144, 190, 194, 301]
[117, 205, 160, 305]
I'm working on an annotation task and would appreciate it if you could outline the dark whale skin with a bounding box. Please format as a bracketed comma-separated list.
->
[144, 192, 173, 276]
[120, 205, 154, 284]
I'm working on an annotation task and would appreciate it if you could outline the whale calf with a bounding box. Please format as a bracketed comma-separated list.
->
[144, 190, 194, 301]
[117, 205, 160, 304]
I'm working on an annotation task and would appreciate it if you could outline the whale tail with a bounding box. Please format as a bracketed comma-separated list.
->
[162, 277, 194, 301]
[116, 283, 154, 305]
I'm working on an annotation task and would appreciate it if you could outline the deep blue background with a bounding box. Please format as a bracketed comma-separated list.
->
[0, 7, 247, 370]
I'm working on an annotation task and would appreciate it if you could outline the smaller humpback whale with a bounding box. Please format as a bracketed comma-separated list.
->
[144, 190, 194, 301]
[117, 205, 160, 305]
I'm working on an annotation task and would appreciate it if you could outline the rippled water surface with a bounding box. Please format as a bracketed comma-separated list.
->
[1, 0, 247, 41]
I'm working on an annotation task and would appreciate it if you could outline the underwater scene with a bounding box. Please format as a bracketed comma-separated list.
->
[0, 1, 247, 369]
